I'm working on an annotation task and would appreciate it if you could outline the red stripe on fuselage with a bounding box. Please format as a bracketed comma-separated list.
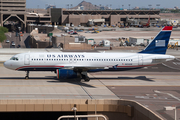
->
[15, 65, 64, 70]
[57, 69, 59, 79]
[116, 64, 156, 68]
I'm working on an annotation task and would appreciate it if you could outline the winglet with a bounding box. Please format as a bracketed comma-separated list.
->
[139, 26, 172, 54]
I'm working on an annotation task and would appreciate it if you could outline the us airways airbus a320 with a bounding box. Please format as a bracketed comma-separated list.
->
[4, 26, 175, 81]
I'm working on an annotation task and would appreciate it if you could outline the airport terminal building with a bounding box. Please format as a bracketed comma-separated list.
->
[51, 8, 160, 26]
[0, 0, 161, 31]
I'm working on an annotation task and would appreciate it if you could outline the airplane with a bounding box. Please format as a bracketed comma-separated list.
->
[139, 16, 150, 28]
[4, 26, 175, 82]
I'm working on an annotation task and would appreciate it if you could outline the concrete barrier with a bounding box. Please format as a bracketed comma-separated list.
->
[0, 99, 163, 120]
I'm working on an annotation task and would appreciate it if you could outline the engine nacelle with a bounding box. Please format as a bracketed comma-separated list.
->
[56, 69, 80, 79]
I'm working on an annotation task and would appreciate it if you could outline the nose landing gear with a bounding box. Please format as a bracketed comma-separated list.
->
[25, 71, 29, 79]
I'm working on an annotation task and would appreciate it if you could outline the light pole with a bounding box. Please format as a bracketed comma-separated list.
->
[156, 4, 160, 10]
[148, 4, 152, 10]
[122, 5, 124, 10]
[71, 4, 73, 9]
[129, 4, 130, 10]
[37, 5, 39, 13]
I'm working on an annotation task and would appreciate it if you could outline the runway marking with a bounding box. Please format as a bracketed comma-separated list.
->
[162, 63, 180, 70]
[154, 90, 180, 101]
[173, 62, 180, 65]
[175, 58, 180, 61]
[80, 85, 94, 99]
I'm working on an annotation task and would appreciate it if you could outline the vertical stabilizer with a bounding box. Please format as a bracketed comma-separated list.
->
[139, 26, 173, 54]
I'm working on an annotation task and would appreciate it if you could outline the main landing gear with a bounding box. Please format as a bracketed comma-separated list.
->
[81, 72, 90, 82]
[25, 71, 29, 79]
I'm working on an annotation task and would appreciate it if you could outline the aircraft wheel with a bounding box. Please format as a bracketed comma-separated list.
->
[25, 76, 29, 79]
[84, 76, 90, 82]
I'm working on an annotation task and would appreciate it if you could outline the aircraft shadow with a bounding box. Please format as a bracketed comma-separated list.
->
[0, 76, 96, 88]
[47, 77, 96, 88]
[0, 76, 56, 80]
[90, 76, 155, 82]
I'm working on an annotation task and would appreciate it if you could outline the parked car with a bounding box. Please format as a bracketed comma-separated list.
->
[11, 41, 15, 46]
[70, 31, 77, 35]
[6, 40, 10, 43]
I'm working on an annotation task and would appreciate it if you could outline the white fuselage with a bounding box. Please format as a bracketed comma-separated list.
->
[4, 52, 175, 71]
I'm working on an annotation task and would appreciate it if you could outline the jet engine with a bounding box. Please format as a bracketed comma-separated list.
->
[56, 69, 81, 79]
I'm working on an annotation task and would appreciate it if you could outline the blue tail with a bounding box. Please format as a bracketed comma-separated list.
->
[139, 26, 173, 54]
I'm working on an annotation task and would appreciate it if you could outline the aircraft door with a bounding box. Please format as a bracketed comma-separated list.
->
[138, 55, 143, 65]
[24, 54, 30, 65]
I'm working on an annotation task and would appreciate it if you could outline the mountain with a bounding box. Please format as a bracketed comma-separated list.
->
[71, 1, 108, 10]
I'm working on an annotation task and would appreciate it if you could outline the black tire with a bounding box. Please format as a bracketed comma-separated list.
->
[25, 76, 29, 79]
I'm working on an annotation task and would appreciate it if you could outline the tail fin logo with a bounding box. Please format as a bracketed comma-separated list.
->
[156, 40, 165, 47]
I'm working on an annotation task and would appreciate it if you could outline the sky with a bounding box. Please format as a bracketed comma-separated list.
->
[26, 0, 180, 9]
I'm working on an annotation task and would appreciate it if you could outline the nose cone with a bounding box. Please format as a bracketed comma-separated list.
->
[3, 60, 11, 69]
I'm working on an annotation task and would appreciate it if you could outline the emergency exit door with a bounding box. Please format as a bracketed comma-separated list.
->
[24, 54, 30, 65]
[138, 55, 143, 65]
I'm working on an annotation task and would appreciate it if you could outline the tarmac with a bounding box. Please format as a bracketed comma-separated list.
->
[0, 48, 180, 120]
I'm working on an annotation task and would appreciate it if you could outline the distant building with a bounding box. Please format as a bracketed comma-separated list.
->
[174, 6, 179, 10]
[51, 8, 160, 26]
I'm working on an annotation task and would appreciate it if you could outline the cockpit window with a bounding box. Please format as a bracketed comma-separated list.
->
[10, 57, 18, 61]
